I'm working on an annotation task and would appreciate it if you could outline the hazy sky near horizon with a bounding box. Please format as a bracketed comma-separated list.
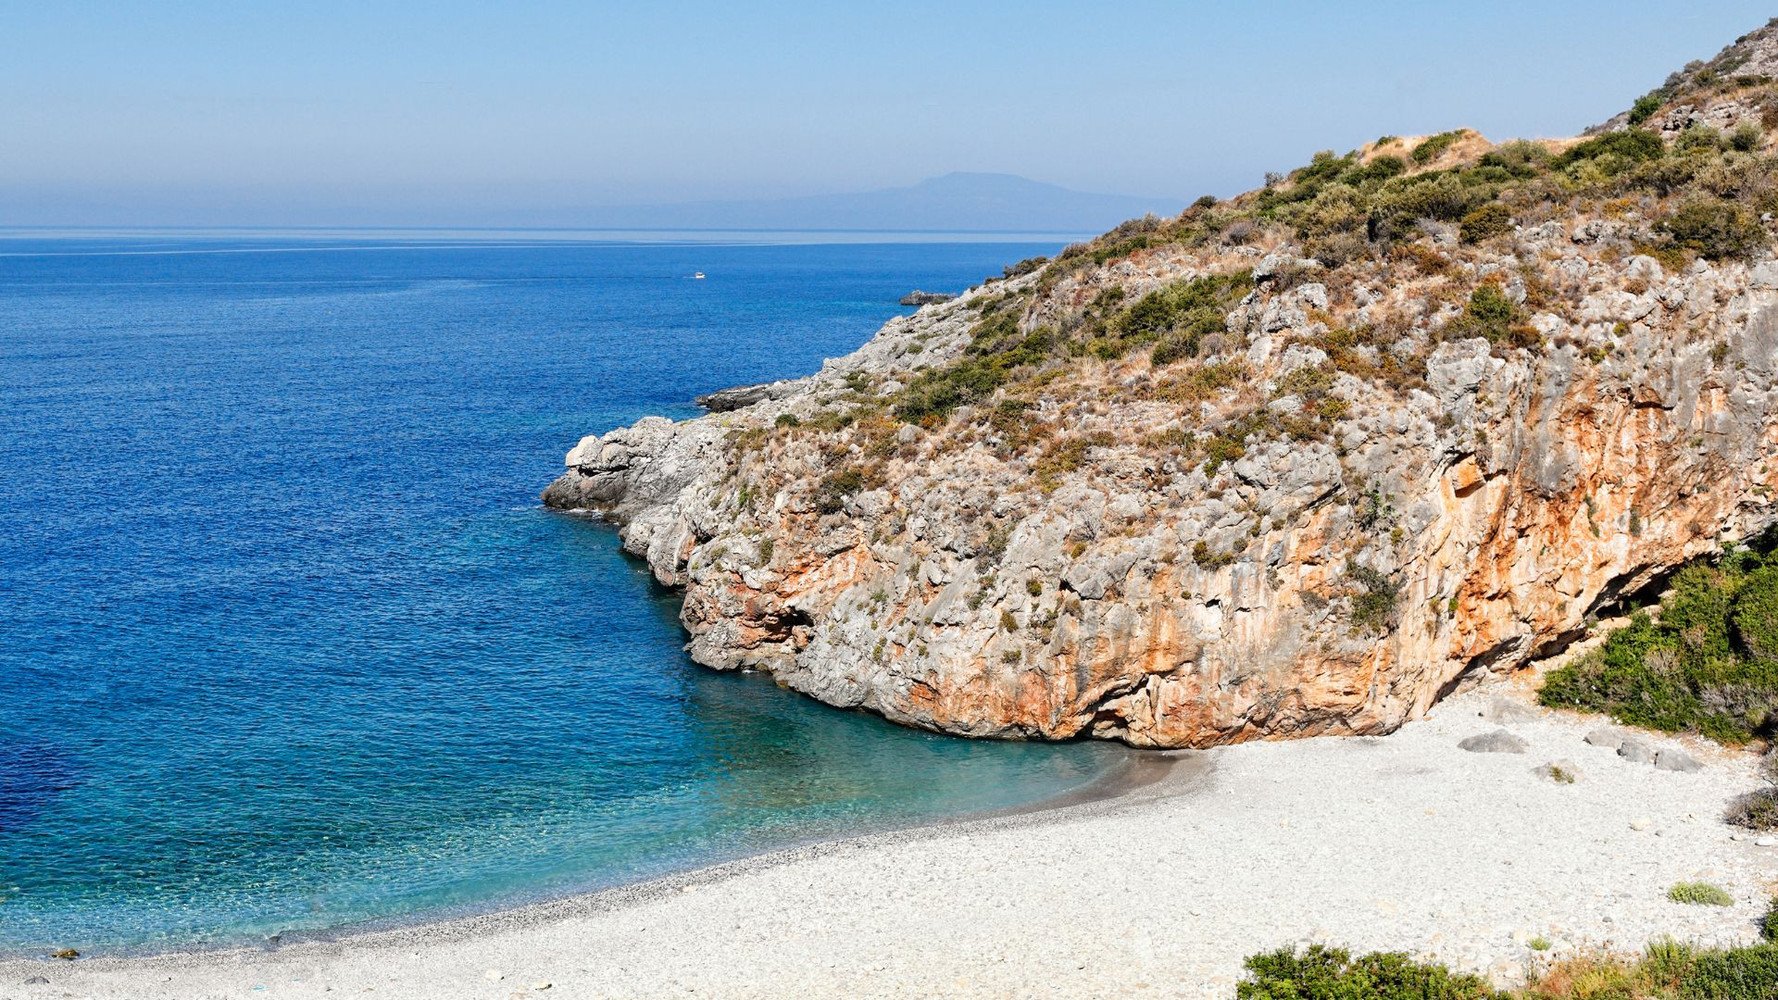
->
[5, 1, 1775, 226]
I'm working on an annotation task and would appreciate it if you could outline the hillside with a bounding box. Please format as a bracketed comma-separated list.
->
[545, 20, 1778, 748]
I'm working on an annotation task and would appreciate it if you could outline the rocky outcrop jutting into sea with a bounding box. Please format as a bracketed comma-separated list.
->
[547, 22, 1778, 747]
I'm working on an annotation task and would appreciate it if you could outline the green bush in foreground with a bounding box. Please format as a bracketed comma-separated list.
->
[1237, 945, 1505, 999]
[1668, 881, 1736, 906]
[1239, 941, 1778, 999]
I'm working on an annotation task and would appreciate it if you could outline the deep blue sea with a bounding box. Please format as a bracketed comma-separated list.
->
[0, 232, 1124, 955]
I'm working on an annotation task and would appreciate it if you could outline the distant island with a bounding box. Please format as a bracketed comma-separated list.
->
[573, 171, 1182, 233]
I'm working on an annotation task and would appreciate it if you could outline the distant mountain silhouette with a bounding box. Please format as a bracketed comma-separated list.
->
[578, 173, 1180, 233]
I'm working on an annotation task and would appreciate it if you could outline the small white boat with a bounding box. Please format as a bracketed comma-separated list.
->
[692, 271, 706, 279]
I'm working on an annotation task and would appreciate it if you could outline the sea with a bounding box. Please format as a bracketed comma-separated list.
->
[0, 230, 1127, 955]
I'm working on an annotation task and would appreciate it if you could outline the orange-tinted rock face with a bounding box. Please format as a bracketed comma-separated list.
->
[544, 64, 1778, 746]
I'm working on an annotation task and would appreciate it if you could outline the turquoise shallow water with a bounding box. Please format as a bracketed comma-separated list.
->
[0, 233, 1125, 955]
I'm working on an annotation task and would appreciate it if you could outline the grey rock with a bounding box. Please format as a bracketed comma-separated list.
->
[1533, 759, 1580, 783]
[1617, 738, 1657, 764]
[694, 379, 801, 412]
[1459, 729, 1528, 754]
[1481, 695, 1540, 725]
[1654, 748, 1702, 772]
[24, 977, 49, 986]
[899, 290, 956, 307]
[1583, 727, 1623, 749]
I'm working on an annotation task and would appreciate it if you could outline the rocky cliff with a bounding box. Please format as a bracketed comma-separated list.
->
[546, 22, 1778, 747]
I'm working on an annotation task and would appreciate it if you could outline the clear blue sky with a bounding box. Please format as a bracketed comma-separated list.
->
[3, 1, 1772, 226]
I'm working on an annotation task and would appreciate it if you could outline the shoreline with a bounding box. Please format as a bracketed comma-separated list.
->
[0, 742, 1201, 965]
[4, 685, 1767, 998]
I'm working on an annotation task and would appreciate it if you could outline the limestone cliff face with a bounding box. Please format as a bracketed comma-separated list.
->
[545, 26, 1778, 747]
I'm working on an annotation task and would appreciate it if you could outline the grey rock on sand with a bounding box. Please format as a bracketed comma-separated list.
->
[1584, 728, 1624, 749]
[1656, 748, 1703, 773]
[1482, 696, 1541, 725]
[1459, 729, 1528, 754]
[1619, 738, 1658, 764]
[1534, 760, 1581, 783]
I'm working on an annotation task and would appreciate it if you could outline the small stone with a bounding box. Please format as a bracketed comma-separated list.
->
[1584, 727, 1624, 749]
[1482, 696, 1540, 724]
[484, 970, 504, 982]
[1757, 836, 1778, 847]
[24, 977, 49, 986]
[1630, 817, 1653, 831]
[1618, 738, 1657, 764]
[1655, 748, 1702, 772]
[1534, 760, 1580, 783]
[1459, 729, 1529, 754]
[47, 949, 77, 961]
[533, 982, 553, 992]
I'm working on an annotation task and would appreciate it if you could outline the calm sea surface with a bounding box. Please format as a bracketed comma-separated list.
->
[0, 233, 1124, 954]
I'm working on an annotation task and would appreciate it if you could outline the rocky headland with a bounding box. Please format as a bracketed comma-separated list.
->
[547, 23, 1778, 749]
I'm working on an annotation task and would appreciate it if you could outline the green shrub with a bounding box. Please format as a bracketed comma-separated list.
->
[1727, 787, 1778, 830]
[1679, 942, 1778, 998]
[1668, 881, 1735, 906]
[1529, 941, 1778, 999]
[1557, 128, 1666, 173]
[815, 468, 866, 514]
[1442, 285, 1538, 350]
[1237, 945, 1504, 1000]
[1109, 270, 1254, 364]
[1732, 566, 1778, 660]
[1541, 542, 1778, 742]
[1479, 140, 1554, 177]
[1349, 562, 1400, 633]
[1662, 197, 1769, 260]
[1764, 898, 1778, 942]
[1460, 202, 1515, 243]
[1629, 91, 1667, 125]
[1411, 130, 1468, 164]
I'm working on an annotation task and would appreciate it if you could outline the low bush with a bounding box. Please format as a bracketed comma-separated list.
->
[1668, 881, 1735, 906]
[815, 467, 867, 514]
[1412, 130, 1468, 164]
[1539, 542, 1778, 743]
[1239, 940, 1778, 999]
[1726, 787, 1778, 830]
[1629, 91, 1668, 125]
[1109, 270, 1254, 364]
[1662, 196, 1770, 260]
[1237, 945, 1504, 999]
[1459, 202, 1515, 243]
[1349, 563, 1401, 633]
[1442, 284, 1540, 350]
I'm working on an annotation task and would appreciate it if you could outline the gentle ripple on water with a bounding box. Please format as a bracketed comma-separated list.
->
[0, 234, 1123, 955]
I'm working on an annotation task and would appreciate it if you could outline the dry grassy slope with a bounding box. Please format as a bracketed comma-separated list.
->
[545, 23, 1778, 747]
